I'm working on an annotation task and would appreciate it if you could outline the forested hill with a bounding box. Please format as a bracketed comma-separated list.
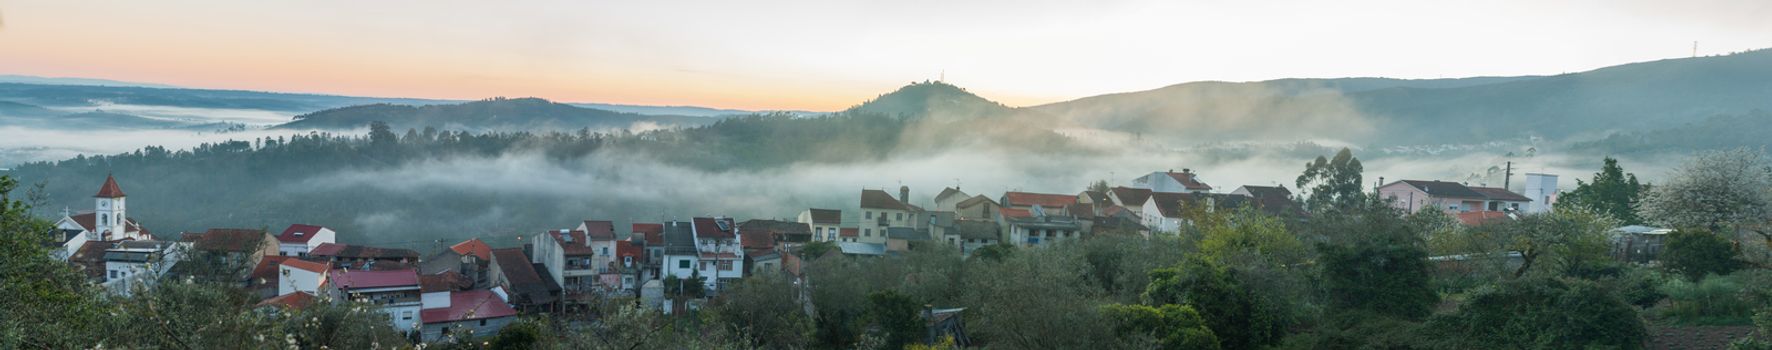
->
[277, 97, 719, 132]
[1030, 49, 1772, 145]
[844, 81, 1017, 119]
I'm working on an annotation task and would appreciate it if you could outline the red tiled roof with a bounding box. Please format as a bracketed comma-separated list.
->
[189, 228, 268, 253]
[420, 289, 518, 323]
[420, 271, 473, 293]
[67, 213, 147, 236]
[1456, 211, 1513, 226]
[71, 240, 116, 279]
[861, 189, 916, 211]
[1164, 171, 1213, 191]
[693, 217, 735, 240]
[615, 240, 641, 261]
[256, 291, 317, 310]
[1469, 187, 1533, 202]
[582, 220, 616, 240]
[277, 224, 329, 244]
[329, 268, 419, 290]
[998, 207, 1033, 219]
[95, 175, 126, 198]
[546, 230, 595, 256]
[840, 228, 859, 238]
[250, 256, 294, 285]
[1111, 187, 1153, 207]
[1002, 192, 1076, 209]
[449, 239, 493, 260]
[632, 223, 664, 245]
[281, 258, 330, 274]
[309, 243, 419, 260]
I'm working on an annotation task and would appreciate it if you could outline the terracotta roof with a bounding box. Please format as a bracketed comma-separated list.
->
[67, 213, 147, 236]
[581, 220, 616, 240]
[1164, 171, 1213, 191]
[71, 240, 117, 280]
[935, 187, 969, 203]
[614, 240, 641, 265]
[861, 189, 914, 211]
[955, 195, 999, 212]
[998, 207, 1033, 218]
[807, 208, 842, 225]
[491, 248, 558, 304]
[1394, 180, 1487, 199]
[189, 228, 268, 253]
[420, 271, 473, 293]
[449, 239, 493, 260]
[1002, 192, 1077, 209]
[1469, 187, 1532, 202]
[693, 217, 736, 240]
[310, 243, 419, 260]
[840, 228, 859, 238]
[95, 175, 126, 198]
[546, 230, 595, 256]
[256, 292, 317, 310]
[1457, 211, 1514, 226]
[420, 289, 518, 323]
[276, 224, 329, 244]
[329, 268, 419, 290]
[739, 219, 811, 250]
[1110, 187, 1153, 207]
[632, 223, 664, 245]
[250, 256, 294, 285]
[1067, 203, 1097, 218]
[281, 258, 330, 274]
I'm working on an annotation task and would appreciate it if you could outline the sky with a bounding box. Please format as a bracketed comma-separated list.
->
[1, 0, 1769, 111]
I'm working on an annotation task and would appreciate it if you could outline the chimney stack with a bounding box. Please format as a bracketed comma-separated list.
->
[900, 185, 910, 204]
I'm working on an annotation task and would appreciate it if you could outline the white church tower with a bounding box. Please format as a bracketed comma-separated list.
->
[95, 174, 127, 239]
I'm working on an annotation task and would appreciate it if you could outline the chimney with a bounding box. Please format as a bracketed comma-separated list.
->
[900, 185, 910, 204]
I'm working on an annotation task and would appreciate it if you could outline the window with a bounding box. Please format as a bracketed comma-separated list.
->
[479, 319, 487, 326]
[866, 211, 873, 219]
[896, 213, 903, 220]
[402, 311, 413, 320]
[718, 260, 733, 271]
[864, 229, 871, 237]
[678, 259, 690, 269]
[109, 270, 118, 279]
[602, 247, 609, 255]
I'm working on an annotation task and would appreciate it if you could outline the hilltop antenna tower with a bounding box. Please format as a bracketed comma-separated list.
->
[1693, 41, 1698, 57]
[940, 69, 945, 82]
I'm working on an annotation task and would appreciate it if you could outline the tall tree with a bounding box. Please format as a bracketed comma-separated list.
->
[1559, 157, 1650, 224]
[1295, 148, 1365, 211]
[1640, 148, 1772, 243]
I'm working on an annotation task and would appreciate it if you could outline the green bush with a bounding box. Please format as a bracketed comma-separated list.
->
[1658, 274, 1757, 325]
[1663, 229, 1744, 281]
[1427, 277, 1647, 349]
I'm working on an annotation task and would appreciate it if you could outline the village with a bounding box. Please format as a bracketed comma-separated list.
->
[38, 166, 1612, 346]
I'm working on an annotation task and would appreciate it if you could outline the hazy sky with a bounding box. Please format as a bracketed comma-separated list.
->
[1, 0, 1768, 110]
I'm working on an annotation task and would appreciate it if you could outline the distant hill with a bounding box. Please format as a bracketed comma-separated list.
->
[0, 100, 57, 118]
[0, 83, 453, 112]
[1031, 49, 1772, 145]
[0, 74, 184, 89]
[567, 102, 805, 118]
[278, 97, 718, 132]
[845, 81, 1017, 119]
[0, 108, 210, 130]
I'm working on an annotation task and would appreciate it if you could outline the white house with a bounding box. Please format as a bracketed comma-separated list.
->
[101, 240, 183, 295]
[419, 289, 518, 342]
[658, 218, 745, 293]
[859, 187, 922, 245]
[275, 224, 336, 257]
[278, 259, 330, 296]
[1523, 173, 1559, 214]
[798, 208, 843, 242]
[1131, 169, 1213, 194]
[326, 268, 423, 332]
